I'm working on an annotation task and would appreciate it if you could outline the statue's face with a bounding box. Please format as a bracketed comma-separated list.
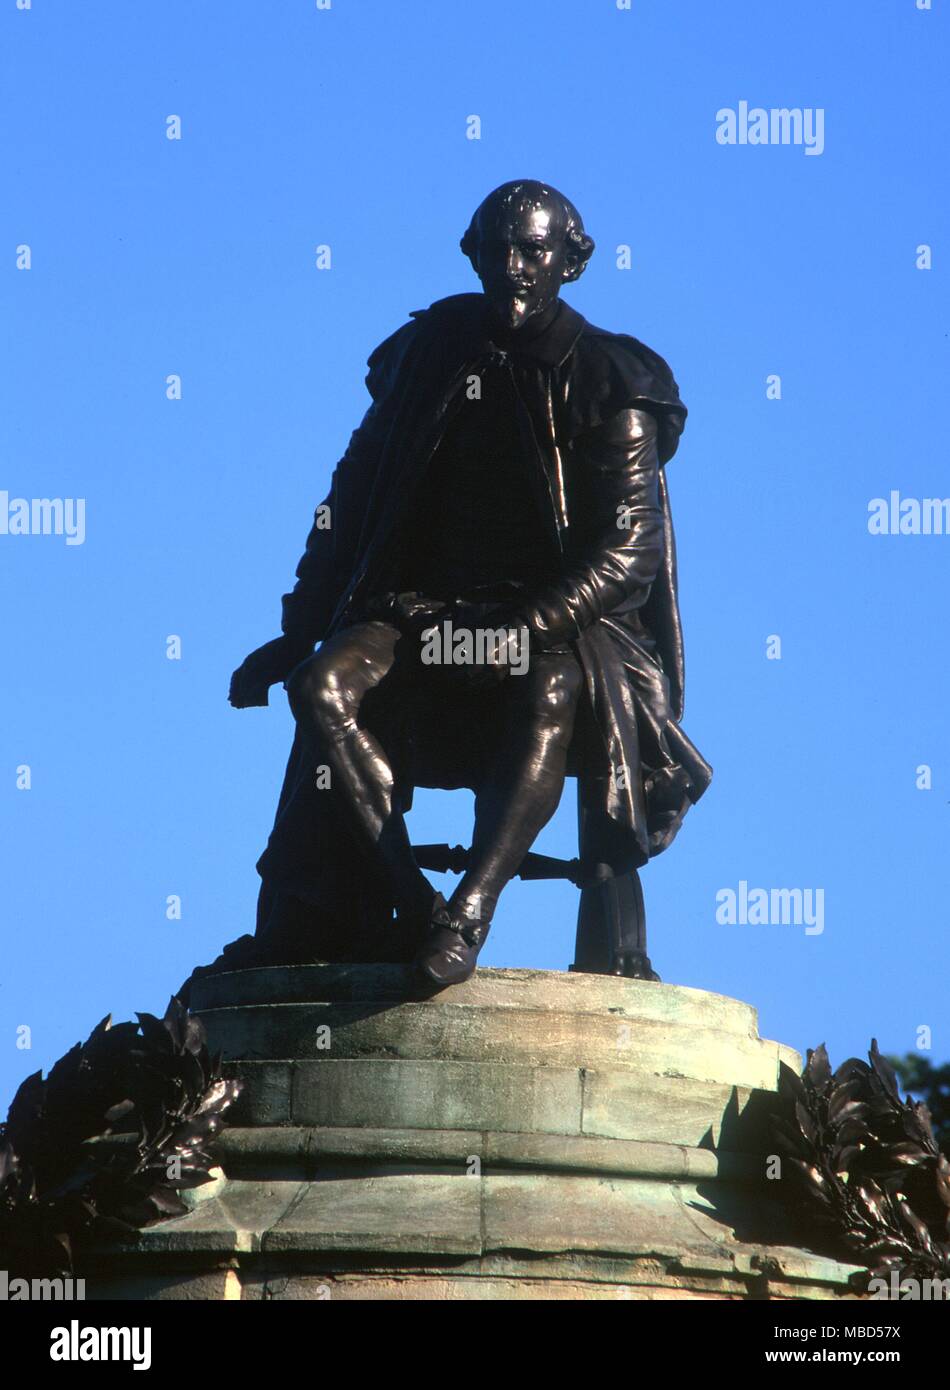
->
[471, 199, 571, 331]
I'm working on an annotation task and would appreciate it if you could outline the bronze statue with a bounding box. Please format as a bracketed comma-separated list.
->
[229, 180, 711, 987]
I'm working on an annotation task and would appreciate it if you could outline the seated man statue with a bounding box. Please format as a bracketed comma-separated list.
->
[229, 179, 711, 989]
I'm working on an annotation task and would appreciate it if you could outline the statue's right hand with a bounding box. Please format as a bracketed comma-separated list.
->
[229, 636, 312, 708]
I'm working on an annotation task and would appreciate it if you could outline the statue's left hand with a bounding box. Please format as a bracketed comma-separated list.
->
[445, 604, 529, 691]
[457, 660, 511, 691]
[229, 636, 312, 708]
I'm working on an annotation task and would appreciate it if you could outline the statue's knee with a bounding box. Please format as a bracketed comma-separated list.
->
[526, 660, 583, 727]
[285, 655, 321, 715]
[287, 653, 353, 735]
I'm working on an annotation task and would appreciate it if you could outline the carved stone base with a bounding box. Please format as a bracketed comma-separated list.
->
[83, 967, 863, 1300]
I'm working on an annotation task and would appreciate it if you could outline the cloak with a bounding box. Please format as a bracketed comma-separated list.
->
[256, 294, 712, 946]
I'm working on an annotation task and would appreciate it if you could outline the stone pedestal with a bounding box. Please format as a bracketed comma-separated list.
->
[85, 967, 861, 1300]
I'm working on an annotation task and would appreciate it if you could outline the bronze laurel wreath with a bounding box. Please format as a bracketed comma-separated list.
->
[772, 1040, 950, 1286]
[0, 997, 241, 1277]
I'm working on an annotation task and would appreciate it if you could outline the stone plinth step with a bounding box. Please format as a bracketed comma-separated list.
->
[94, 1167, 861, 1301]
[211, 1124, 765, 1181]
[199, 1001, 795, 1088]
[222, 1057, 782, 1151]
[191, 964, 761, 1037]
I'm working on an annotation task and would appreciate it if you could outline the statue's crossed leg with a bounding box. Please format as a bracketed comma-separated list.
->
[286, 618, 583, 983]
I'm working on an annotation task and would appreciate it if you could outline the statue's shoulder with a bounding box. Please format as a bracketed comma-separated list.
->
[564, 315, 688, 462]
[364, 294, 483, 398]
[572, 318, 681, 398]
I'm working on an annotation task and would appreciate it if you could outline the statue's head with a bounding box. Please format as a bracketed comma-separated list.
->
[460, 180, 595, 331]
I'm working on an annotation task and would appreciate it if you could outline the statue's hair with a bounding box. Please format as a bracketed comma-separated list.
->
[460, 180, 595, 283]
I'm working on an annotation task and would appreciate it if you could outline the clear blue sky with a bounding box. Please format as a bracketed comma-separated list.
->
[2, 0, 947, 1110]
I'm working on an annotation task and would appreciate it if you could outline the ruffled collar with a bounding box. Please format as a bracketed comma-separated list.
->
[411, 293, 586, 369]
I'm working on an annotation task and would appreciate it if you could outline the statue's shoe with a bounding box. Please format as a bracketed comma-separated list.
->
[393, 891, 450, 960]
[415, 907, 491, 988]
[611, 950, 661, 982]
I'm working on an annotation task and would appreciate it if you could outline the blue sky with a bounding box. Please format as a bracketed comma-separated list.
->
[2, 0, 947, 1108]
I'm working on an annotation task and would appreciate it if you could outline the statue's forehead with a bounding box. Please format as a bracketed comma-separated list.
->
[477, 198, 563, 240]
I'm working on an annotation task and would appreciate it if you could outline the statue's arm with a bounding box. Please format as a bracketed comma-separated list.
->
[517, 407, 664, 648]
[279, 398, 389, 648]
[229, 324, 410, 709]
[280, 318, 418, 647]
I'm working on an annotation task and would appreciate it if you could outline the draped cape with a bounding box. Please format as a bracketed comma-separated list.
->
[259, 293, 712, 910]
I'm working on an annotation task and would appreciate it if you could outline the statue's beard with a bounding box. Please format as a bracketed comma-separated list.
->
[491, 291, 527, 329]
[491, 289, 542, 331]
